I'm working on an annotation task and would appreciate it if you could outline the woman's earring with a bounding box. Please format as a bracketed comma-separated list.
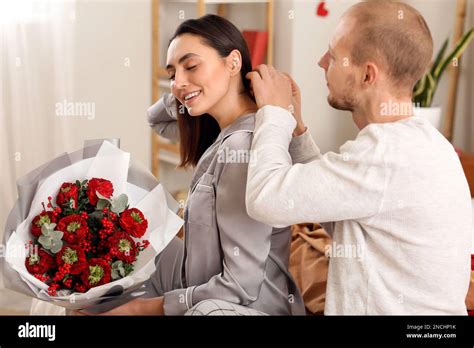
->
[233, 58, 239, 68]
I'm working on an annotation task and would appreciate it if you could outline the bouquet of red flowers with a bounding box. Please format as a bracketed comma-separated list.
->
[3, 140, 183, 310]
[26, 178, 151, 296]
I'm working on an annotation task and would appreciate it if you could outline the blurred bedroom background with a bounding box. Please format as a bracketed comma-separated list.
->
[1, 0, 473, 314]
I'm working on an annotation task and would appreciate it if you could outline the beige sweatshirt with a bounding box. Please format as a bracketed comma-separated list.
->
[246, 105, 472, 315]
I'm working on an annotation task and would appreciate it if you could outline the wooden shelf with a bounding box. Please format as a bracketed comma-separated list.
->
[151, 0, 273, 178]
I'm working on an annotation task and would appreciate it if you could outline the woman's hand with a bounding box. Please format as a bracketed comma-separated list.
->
[69, 297, 165, 316]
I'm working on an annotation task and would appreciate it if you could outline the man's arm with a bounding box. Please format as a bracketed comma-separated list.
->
[246, 105, 387, 228]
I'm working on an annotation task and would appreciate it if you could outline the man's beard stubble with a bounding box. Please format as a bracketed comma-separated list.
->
[327, 74, 357, 112]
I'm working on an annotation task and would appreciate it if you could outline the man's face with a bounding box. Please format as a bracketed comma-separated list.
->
[318, 16, 359, 111]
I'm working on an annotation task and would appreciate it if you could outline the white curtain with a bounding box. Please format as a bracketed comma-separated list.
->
[0, 0, 76, 313]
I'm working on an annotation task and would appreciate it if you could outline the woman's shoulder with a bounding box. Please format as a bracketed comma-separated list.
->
[221, 129, 254, 151]
[219, 114, 256, 151]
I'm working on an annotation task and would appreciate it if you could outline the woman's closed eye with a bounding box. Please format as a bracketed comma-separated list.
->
[168, 65, 198, 81]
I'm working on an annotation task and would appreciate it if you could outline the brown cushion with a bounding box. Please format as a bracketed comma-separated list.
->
[289, 223, 332, 315]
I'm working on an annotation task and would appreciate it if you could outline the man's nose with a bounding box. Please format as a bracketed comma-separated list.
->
[318, 52, 328, 70]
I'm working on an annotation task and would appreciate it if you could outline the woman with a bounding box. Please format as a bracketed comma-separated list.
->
[99, 15, 305, 316]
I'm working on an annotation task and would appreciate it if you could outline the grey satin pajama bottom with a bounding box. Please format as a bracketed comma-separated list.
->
[88, 237, 267, 316]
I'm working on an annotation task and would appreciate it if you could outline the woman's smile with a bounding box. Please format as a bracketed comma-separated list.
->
[183, 90, 202, 106]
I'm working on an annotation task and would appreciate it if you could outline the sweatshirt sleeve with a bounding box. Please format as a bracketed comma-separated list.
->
[246, 105, 387, 228]
[289, 127, 322, 164]
[147, 93, 180, 143]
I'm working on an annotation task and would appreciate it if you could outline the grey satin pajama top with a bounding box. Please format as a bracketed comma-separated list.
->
[147, 94, 305, 315]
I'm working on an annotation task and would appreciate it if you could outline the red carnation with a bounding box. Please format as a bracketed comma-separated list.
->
[55, 245, 87, 275]
[25, 248, 55, 275]
[119, 208, 148, 238]
[56, 182, 79, 208]
[56, 214, 88, 245]
[31, 211, 57, 238]
[80, 258, 111, 289]
[87, 178, 114, 206]
[108, 231, 137, 264]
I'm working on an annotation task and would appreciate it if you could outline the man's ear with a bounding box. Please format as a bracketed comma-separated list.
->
[226, 49, 243, 77]
[362, 62, 379, 87]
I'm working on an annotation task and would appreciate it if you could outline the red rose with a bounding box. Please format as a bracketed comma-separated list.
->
[119, 208, 148, 238]
[87, 178, 114, 206]
[108, 231, 137, 264]
[31, 211, 57, 238]
[56, 182, 79, 208]
[56, 214, 88, 245]
[80, 258, 111, 289]
[25, 248, 55, 275]
[55, 245, 87, 275]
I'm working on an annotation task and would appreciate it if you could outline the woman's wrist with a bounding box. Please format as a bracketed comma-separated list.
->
[141, 296, 165, 315]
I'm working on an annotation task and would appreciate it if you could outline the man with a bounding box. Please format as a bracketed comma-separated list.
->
[246, 0, 472, 314]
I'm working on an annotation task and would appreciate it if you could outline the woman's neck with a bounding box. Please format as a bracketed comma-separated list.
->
[208, 92, 257, 130]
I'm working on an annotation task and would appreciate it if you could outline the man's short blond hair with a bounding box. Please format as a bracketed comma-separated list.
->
[345, 0, 433, 92]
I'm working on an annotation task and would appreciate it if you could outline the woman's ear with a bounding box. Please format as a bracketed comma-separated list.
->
[226, 49, 243, 77]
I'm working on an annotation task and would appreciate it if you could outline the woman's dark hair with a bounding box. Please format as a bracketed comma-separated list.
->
[169, 14, 254, 168]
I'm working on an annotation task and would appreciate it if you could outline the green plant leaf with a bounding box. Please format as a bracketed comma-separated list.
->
[425, 72, 437, 107]
[434, 28, 474, 80]
[413, 28, 474, 107]
[413, 74, 427, 98]
[431, 38, 449, 78]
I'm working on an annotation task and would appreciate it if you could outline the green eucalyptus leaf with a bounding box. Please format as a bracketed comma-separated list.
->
[96, 199, 110, 211]
[111, 194, 128, 214]
[111, 268, 120, 280]
[123, 263, 134, 276]
[40, 226, 51, 238]
[49, 230, 64, 241]
[111, 261, 126, 280]
[38, 235, 52, 248]
[50, 240, 63, 254]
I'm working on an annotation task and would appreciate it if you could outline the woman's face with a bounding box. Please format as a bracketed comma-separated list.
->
[166, 34, 232, 116]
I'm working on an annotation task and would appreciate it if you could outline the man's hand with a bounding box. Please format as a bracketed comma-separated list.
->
[246, 65, 293, 112]
[284, 74, 307, 137]
[70, 297, 165, 316]
[246, 65, 307, 137]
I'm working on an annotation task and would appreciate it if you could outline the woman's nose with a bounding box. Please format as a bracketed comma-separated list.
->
[174, 71, 188, 89]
